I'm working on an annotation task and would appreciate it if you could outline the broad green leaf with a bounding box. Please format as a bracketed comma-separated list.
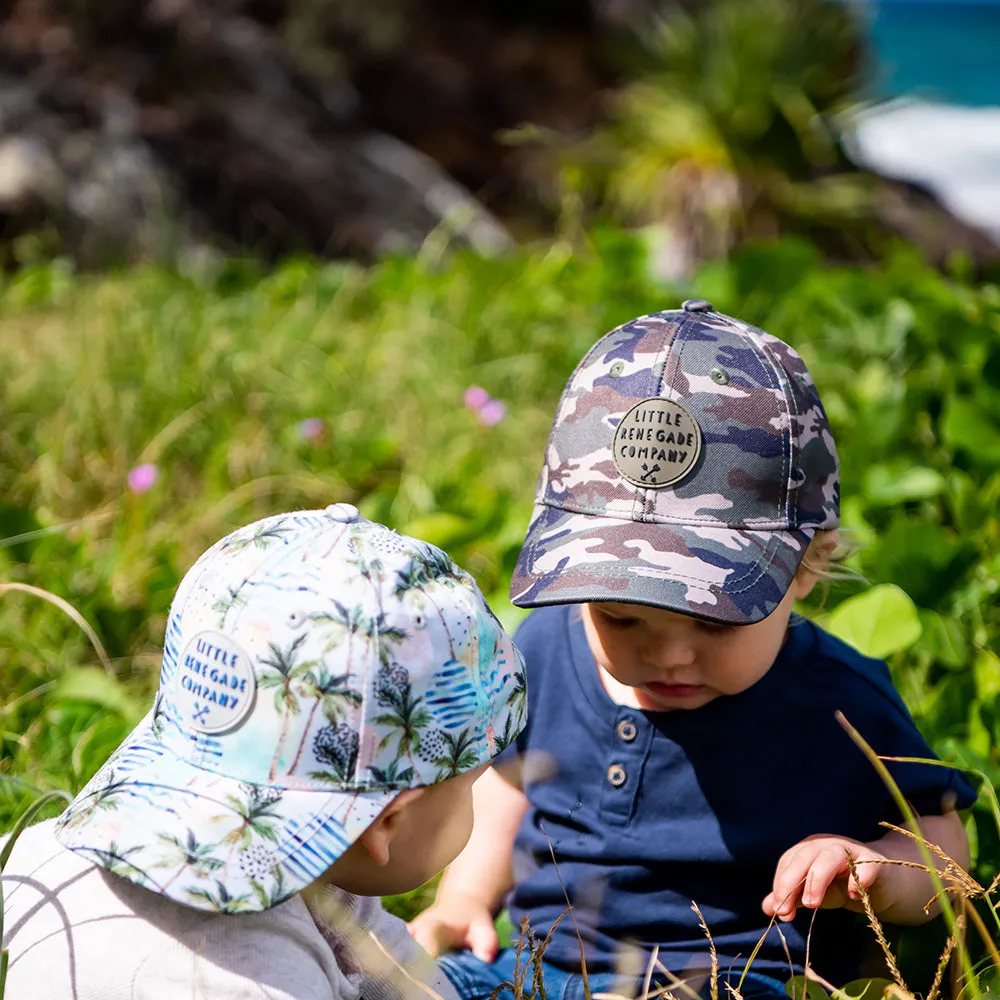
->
[965, 809, 980, 869]
[941, 396, 1000, 464]
[859, 522, 976, 612]
[975, 650, 1000, 701]
[882, 298, 914, 352]
[854, 360, 893, 404]
[53, 667, 145, 724]
[495, 909, 515, 950]
[968, 701, 992, 758]
[824, 585, 922, 659]
[917, 610, 969, 670]
[863, 464, 945, 506]
[923, 672, 977, 741]
[784, 975, 829, 1000]
[834, 979, 893, 1000]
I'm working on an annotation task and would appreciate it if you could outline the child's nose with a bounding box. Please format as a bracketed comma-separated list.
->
[643, 631, 697, 669]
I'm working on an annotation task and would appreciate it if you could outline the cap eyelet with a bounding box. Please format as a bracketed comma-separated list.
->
[326, 503, 360, 523]
[287, 610, 306, 629]
[609, 361, 625, 378]
[709, 367, 730, 386]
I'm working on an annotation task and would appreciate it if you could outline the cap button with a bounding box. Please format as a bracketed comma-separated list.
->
[326, 503, 360, 523]
[682, 299, 713, 313]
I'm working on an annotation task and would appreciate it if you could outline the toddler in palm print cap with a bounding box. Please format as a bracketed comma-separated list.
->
[1, 503, 526, 1000]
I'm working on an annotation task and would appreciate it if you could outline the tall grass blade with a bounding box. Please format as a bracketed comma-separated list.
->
[0, 584, 112, 675]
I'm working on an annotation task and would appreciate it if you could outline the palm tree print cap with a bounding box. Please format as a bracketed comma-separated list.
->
[55, 504, 527, 913]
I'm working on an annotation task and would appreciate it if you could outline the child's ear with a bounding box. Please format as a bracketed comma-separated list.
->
[791, 566, 820, 601]
[792, 569, 819, 601]
[355, 788, 425, 867]
[793, 530, 837, 601]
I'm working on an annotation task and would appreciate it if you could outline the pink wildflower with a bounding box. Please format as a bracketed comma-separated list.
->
[299, 418, 325, 442]
[127, 463, 159, 494]
[464, 386, 490, 411]
[478, 399, 507, 427]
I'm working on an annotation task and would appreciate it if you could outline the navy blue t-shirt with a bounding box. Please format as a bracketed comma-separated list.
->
[501, 606, 976, 982]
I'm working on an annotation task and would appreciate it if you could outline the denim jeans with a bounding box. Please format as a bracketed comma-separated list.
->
[438, 949, 790, 1000]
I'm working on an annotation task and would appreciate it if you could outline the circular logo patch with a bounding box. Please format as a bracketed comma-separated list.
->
[613, 398, 702, 488]
[173, 630, 257, 734]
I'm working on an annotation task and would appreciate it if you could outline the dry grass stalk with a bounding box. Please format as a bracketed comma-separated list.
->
[802, 968, 850, 999]
[691, 902, 719, 1000]
[960, 897, 1000, 971]
[544, 833, 594, 1000]
[641, 945, 660, 1000]
[530, 915, 567, 1000]
[722, 979, 744, 1000]
[363, 929, 452, 1000]
[925, 906, 964, 1000]
[304, 888, 454, 1000]
[855, 855, 974, 918]
[768, 914, 795, 993]
[499, 910, 575, 1000]
[877, 822, 983, 898]
[591, 949, 677, 1000]
[505, 829, 984, 1000]
[844, 852, 907, 993]
[654, 958, 708, 1000]
[498, 917, 533, 1000]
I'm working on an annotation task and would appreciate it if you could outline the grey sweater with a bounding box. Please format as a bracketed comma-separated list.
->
[1, 819, 460, 1000]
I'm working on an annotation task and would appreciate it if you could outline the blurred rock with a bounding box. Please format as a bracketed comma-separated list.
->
[0, 0, 539, 266]
[0, 133, 63, 209]
[0, 0, 996, 272]
[0, 74, 180, 266]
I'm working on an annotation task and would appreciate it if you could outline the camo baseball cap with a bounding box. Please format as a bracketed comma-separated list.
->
[510, 301, 839, 624]
[56, 504, 526, 912]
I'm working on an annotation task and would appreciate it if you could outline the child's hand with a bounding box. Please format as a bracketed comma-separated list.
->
[408, 895, 500, 962]
[762, 834, 891, 922]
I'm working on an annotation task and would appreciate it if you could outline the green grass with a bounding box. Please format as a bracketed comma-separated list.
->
[1, 229, 999, 992]
[0, 229, 657, 822]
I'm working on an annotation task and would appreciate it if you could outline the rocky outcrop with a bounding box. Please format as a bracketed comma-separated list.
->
[2, 0, 596, 265]
[0, 0, 996, 272]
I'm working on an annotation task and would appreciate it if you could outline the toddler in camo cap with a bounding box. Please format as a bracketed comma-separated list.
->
[409, 302, 973, 999]
[2, 503, 526, 1000]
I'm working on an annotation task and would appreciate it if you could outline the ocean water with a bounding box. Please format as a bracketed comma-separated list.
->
[842, 1, 1000, 243]
[855, 1, 1000, 107]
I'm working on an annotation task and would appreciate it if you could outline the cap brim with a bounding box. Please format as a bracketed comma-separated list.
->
[510, 503, 814, 625]
[54, 711, 395, 913]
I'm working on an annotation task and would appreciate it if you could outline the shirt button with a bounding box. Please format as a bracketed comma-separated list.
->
[607, 764, 627, 787]
[616, 719, 637, 743]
